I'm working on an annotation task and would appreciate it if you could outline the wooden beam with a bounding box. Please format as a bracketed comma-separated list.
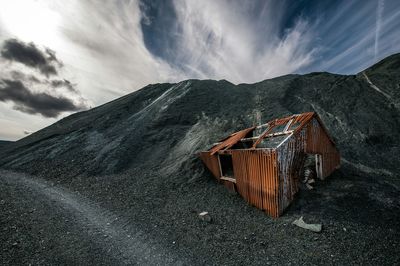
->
[276, 133, 293, 148]
[283, 119, 294, 132]
[255, 122, 270, 129]
[217, 154, 223, 178]
[241, 130, 293, 142]
[220, 176, 236, 183]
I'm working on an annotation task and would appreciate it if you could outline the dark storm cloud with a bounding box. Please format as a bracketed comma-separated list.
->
[0, 39, 62, 76]
[0, 79, 85, 117]
[9, 70, 78, 93]
[50, 79, 77, 93]
[0, 39, 88, 118]
[9, 70, 41, 83]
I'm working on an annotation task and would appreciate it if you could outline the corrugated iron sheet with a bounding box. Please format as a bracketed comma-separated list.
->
[209, 127, 255, 155]
[231, 149, 279, 217]
[302, 118, 340, 178]
[199, 151, 221, 179]
[276, 132, 306, 214]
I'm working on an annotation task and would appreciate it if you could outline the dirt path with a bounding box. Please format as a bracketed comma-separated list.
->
[0, 170, 185, 265]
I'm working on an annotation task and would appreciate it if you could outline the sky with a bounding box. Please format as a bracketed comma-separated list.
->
[0, 0, 399, 141]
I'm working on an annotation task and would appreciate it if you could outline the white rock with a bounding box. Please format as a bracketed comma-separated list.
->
[292, 216, 322, 233]
[199, 211, 212, 222]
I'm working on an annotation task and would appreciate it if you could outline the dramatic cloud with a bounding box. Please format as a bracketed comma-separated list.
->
[1, 39, 61, 76]
[0, 79, 85, 117]
[7, 70, 79, 94]
[50, 79, 77, 93]
[0, 38, 88, 120]
[140, 0, 315, 83]
[0, 0, 400, 140]
[140, 0, 400, 77]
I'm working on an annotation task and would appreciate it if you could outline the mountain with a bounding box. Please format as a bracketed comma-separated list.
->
[0, 140, 12, 148]
[2, 54, 400, 178]
[1, 54, 399, 265]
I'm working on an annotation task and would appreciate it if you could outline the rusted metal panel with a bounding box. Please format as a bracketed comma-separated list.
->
[302, 118, 340, 178]
[209, 127, 255, 155]
[199, 151, 221, 180]
[231, 149, 280, 217]
[252, 112, 315, 148]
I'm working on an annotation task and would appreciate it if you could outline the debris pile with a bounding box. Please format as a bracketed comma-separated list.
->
[302, 154, 317, 190]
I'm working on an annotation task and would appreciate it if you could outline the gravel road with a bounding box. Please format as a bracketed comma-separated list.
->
[0, 170, 187, 265]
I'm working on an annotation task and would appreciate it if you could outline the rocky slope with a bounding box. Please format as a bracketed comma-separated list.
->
[1, 54, 400, 178]
[0, 140, 11, 149]
[1, 54, 399, 265]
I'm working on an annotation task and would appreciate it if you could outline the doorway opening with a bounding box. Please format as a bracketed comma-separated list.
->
[219, 154, 234, 178]
[315, 154, 323, 179]
[301, 153, 323, 188]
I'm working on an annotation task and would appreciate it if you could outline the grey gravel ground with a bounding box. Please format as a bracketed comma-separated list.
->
[1, 54, 400, 265]
[1, 166, 399, 265]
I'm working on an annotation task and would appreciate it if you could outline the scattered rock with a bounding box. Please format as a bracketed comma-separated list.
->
[292, 216, 322, 233]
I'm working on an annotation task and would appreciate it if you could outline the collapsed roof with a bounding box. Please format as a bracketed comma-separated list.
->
[209, 112, 336, 154]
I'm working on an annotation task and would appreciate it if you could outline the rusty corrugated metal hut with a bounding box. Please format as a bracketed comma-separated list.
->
[199, 112, 340, 217]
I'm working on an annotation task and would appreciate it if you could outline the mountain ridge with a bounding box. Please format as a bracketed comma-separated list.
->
[1, 53, 400, 178]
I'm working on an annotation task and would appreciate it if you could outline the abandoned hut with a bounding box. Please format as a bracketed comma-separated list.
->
[199, 112, 340, 217]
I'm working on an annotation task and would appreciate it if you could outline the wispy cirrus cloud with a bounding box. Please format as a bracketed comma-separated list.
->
[302, 0, 400, 74]
[140, 0, 400, 77]
[141, 0, 316, 83]
[375, 0, 385, 59]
